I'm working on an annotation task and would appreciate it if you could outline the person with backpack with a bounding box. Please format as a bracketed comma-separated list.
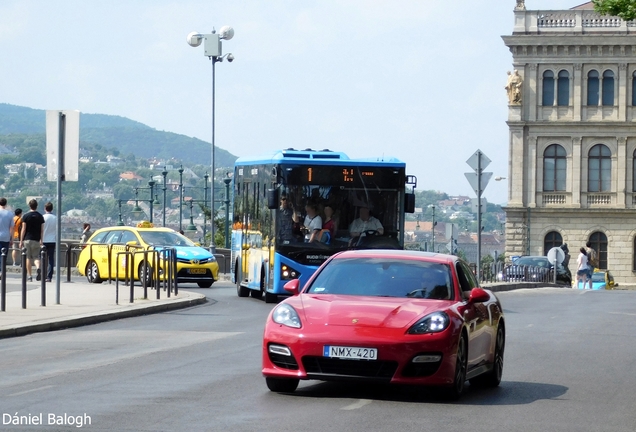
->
[585, 241, 599, 290]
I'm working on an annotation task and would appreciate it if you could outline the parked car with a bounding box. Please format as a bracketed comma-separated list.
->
[77, 225, 219, 287]
[574, 270, 617, 290]
[500, 256, 571, 285]
[262, 250, 505, 400]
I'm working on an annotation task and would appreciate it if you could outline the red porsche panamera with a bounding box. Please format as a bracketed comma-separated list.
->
[262, 250, 505, 400]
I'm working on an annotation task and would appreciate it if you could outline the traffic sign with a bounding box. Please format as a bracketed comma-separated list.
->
[464, 172, 493, 196]
[466, 149, 491, 171]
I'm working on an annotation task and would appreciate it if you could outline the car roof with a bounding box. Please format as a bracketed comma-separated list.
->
[94, 226, 176, 233]
[332, 249, 459, 265]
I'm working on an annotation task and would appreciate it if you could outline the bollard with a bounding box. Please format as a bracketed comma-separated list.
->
[0, 247, 6, 312]
[21, 247, 27, 309]
[40, 246, 47, 307]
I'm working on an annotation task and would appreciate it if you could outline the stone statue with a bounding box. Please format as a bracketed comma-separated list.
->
[515, 0, 526, 10]
[505, 70, 523, 105]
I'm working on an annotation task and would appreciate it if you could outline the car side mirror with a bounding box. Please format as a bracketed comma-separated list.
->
[283, 279, 300, 296]
[468, 287, 490, 303]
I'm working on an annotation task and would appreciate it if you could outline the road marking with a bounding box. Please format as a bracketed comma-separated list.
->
[8, 385, 54, 397]
[341, 399, 372, 410]
[609, 312, 636, 317]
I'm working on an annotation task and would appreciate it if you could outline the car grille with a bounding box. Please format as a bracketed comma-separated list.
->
[176, 257, 214, 264]
[268, 352, 299, 370]
[302, 356, 398, 380]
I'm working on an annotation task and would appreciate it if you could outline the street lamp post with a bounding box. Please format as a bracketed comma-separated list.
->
[178, 165, 184, 232]
[429, 204, 436, 252]
[187, 26, 234, 252]
[223, 176, 231, 248]
[117, 200, 126, 226]
[148, 178, 155, 223]
[162, 166, 168, 227]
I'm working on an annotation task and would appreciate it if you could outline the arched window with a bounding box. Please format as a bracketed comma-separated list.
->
[543, 144, 567, 191]
[587, 70, 600, 106]
[602, 70, 615, 106]
[589, 232, 607, 270]
[543, 231, 563, 255]
[557, 70, 570, 106]
[588, 144, 611, 192]
[543, 71, 555, 106]
[632, 71, 636, 106]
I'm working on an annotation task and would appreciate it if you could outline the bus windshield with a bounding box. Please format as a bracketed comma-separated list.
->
[276, 183, 401, 252]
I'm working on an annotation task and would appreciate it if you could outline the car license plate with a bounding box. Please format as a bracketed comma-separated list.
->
[189, 269, 206, 275]
[323, 346, 377, 360]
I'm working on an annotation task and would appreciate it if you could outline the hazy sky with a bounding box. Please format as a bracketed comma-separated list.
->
[0, 0, 581, 204]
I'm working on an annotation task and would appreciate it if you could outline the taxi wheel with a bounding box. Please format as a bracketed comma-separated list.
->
[138, 262, 153, 286]
[86, 260, 103, 284]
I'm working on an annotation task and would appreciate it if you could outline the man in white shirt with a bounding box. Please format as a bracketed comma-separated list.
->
[0, 197, 15, 273]
[350, 205, 384, 239]
[302, 203, 322, 243]
[42, 202, 57, 282]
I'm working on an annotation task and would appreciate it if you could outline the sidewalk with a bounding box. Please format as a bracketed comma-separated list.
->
[0, 275, 206, 339]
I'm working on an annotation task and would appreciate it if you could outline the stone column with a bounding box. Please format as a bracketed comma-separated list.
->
[574, 63, 582, 121]
[572, 136, 582, 208]
[617, 136, 627, 207]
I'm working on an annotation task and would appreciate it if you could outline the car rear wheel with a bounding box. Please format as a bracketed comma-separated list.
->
[138, 262, 153, 287]
[197, 281, 213, 288]
[444, 333, 467, 400]
[265, 377, 299, 393]
[470, 323, 505, 388]
[86, 260, 103, 284]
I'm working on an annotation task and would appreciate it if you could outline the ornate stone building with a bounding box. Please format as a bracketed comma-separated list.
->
[502, 2, 636, 283]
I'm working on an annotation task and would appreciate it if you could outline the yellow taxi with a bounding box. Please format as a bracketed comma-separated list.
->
[77, 225, 219, 287]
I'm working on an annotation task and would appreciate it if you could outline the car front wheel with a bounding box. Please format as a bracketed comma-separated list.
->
[265, 377, 299, 393]
[444, 333, 467, 400]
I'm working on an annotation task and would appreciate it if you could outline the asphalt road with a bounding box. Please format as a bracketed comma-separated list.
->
[1, 282, 635, 432]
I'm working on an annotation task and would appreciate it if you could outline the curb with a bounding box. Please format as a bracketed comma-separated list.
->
[0, 294, 207, 340]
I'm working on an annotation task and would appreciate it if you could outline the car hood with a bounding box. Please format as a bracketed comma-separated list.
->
[297, 294, 451, 329]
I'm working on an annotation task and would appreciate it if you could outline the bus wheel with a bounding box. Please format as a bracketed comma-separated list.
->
[236, 262, 250, 298]
[251, 268, 265, 299]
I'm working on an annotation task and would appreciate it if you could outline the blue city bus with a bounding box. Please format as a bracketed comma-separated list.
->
[231, 148, 416, 302]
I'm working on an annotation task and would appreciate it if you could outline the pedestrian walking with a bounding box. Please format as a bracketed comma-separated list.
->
[585, 241, 598, 290]
[12, 208, 22, 266]
[19, 199, 45, 282]
[576, 247, 589, 289]
[0, 197, 15, 275]
[42, 202, 57, 282]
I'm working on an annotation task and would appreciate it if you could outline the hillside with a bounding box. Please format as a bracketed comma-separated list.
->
[0, 103, 237, 167]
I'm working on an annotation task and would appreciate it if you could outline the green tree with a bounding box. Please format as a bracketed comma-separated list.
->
[593, 0, 636, 20]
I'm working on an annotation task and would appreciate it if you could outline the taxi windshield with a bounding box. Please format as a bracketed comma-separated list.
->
[139, 231, 194, 247]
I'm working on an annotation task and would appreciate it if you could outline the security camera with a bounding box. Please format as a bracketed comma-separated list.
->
[227, 53, 235, 62]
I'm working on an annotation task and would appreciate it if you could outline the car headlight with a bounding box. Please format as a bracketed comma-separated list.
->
[272, 304, 302, 329]
[407, 312, 449, 335]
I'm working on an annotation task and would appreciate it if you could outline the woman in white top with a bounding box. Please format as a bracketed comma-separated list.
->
[576, 247, 589, 289]
[302, 203, 322, 243]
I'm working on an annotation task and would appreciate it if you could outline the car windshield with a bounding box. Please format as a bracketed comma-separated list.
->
[306, 258, 453, 300]
[591, 272, 605, 282]
[514, 257, 550, 268]
[139, 231, 195, 247]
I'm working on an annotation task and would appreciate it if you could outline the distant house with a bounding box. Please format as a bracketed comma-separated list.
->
[119, 171, 143, 181]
